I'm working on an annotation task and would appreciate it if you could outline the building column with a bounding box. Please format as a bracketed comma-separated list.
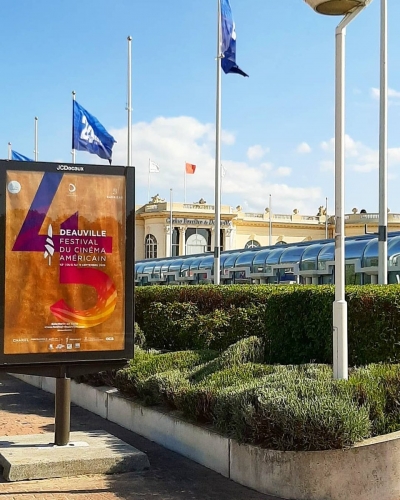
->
[210, 227, 215, 252]
[224, 228, 233, 251]
[179, 226, 186, 256]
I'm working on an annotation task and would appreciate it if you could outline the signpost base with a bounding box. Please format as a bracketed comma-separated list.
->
[55, 375, 71, 446]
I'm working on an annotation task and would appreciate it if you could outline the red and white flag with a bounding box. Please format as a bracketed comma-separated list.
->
[185, 162, 196, 174]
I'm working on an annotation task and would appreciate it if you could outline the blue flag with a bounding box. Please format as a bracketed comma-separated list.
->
[220, 0, 248, 77]
[72, 100, 116, 163]
[11, 150, 33, 162]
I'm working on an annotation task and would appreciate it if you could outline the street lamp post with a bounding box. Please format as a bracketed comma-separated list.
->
[378, 0, 388, 285]
[303, 0, 372, 380]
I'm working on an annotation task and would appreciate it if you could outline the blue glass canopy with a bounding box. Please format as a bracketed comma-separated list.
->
[300, 243, 325, 271]
[235, 249, 259, 267]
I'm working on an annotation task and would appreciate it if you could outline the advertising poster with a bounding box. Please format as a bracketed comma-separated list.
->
[4, 168, 126, 356]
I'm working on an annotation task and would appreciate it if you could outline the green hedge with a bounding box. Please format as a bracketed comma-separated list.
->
[136, 285, 279, 325]
[136, 285, 400, 365]
[142, 302, 267, 353]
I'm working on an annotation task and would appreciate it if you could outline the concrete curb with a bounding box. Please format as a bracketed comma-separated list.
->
[0, 430, 150, 482]
[13, 374, 400, 500]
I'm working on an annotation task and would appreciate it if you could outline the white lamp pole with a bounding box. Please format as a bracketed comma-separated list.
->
[378, 0, 388, 285]
[304, 0, 371, 380]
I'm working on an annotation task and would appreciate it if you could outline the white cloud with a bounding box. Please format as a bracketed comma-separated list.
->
[320, 135, 361, 157]
[275, 167, 292, 177]
[389, 148, 400, 164]
[109, 116, 321, 213]
[320, 133, 400, 174]
[371, 87, 380, 99]
[297, 142, 311, 154]
[247, 144, 270, 160]
[221, 130, 236, 145]
[261, 162, 273, 171]
[371, 87, 400, 100]
[320, 139, 333, 151]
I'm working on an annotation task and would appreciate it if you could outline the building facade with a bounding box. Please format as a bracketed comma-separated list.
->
[135, 195, 400, 260]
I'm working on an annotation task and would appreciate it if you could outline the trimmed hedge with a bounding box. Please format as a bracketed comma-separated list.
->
[142, 301, 268, 352]
[136, 285, 279, 325]
[136, 284, 400, 365]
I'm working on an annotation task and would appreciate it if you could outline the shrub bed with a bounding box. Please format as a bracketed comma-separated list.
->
[106, 337, 400, 451]
[114, 348, 219, 398]
[136, 284, 400, 365]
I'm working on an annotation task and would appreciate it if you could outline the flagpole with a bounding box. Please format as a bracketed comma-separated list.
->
[184, 163, 186, 204]
[34, 116, 38, 161]
[127, 36, 132, 167]
[325, 197, 328, 239]
[214, 0, 222, 285]
[148, 159, 151, 202]
[7, 142, 11, 160]
[269, 194, 272, 246]
[71, 91, 76, 164]
[220, 163, 223, 204]
[170, 188, 173, 257]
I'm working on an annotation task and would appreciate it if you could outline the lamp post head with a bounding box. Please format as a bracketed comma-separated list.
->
[303, 0, 371, 15]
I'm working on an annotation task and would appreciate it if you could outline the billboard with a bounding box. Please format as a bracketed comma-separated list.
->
[0, 161, 134, 370]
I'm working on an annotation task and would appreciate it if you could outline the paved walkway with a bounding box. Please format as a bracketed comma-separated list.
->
[0, 373, 279, 500]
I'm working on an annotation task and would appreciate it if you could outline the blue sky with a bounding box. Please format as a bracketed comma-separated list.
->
[1, 0, 400, 215]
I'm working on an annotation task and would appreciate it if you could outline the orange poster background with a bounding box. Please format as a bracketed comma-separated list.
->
[4, 171, 126, 355]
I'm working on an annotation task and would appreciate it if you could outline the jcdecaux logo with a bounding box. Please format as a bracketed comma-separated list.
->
[57, 165, 84, 172]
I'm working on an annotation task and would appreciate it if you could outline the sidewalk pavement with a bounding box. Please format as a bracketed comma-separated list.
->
[0, 372, 279, 500]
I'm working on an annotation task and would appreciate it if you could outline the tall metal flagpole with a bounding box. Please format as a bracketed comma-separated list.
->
[127, 36, 132, 167]
[71, 91, 76, 164]
[148, 159, 151, 202]
[325, 197, 328, 239]
[184, 164, 186, 204]
[214, 0, 222, 285]
[378, 0, 388, 285]
[34, 117, 38, 161]
[7, 142, 11, 160]
[269, 194, 272, 246]
[170, 188, 173, 257]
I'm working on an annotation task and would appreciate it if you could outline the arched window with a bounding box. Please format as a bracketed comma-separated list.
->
[145, 234, 157, 259]
[186, 233, 208, 255]
[245, 240, 260, 249]
[185, 228, 211, 255]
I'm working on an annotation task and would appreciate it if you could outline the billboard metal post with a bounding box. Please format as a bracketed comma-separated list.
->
[55, 369, 71, 446]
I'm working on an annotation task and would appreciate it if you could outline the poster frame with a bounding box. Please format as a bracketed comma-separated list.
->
[0, 160, 135, 376]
